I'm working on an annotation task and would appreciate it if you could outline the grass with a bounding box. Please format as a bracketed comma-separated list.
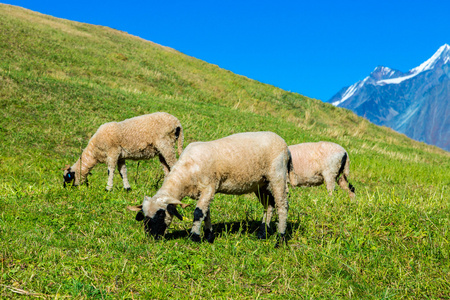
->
[1, 4, 449, 299]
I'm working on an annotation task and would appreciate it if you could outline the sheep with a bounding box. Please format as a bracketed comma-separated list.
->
[128, 131, 295, 247]
[288, 141, 355, 198]
[63, 112, 184, 191]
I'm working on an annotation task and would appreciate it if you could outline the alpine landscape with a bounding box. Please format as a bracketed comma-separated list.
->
[0, 4, 449, 299]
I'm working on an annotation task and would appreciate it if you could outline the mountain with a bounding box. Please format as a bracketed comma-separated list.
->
[328, 44, 450, 151]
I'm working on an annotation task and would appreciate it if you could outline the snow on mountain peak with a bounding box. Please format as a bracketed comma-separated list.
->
[372, 66, 392, 74]
[410, 43, 450, 75]
[370, 66, 400, 81]
[377, 44, 450, 85]
[330, 44, 450, 106]
[331, 79, 367, 106]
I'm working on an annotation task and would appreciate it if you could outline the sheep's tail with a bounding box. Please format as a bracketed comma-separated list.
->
[287, 149, 297, 186]
[339, 152, 355, 194]
[175, 125, 184, 156]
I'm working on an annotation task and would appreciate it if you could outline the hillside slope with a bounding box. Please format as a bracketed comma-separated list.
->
[1, 4, 449, 299]
[1, 4, 447, 155]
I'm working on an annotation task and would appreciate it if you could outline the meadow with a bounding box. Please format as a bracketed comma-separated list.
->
[1, 4, 449, 299]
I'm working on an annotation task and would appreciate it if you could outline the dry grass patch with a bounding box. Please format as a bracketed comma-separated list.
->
[1, 4, 92, 38]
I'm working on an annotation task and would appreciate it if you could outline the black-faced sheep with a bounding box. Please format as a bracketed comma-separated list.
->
[288, 141, 355, 198]
[128, 131, 295, 246]
[63, 112, 183, 191]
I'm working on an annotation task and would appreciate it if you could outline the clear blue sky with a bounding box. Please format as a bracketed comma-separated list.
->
[3, 0, 450, 101]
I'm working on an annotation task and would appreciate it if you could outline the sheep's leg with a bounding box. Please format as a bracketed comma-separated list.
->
[157, 140, 177, 175]
[106, 163, 116, 191]
[323, 171, 337, 196]
[256, 189, 275, 239]
[338, 175, 356, 199]
[190, 188, 214, 243]
[203, 209, 215, 243]
[270, 181, 289, 247]
[117, 159, 131, 191]
[157, 154, 171, 176]
[106, 154, 119, 191]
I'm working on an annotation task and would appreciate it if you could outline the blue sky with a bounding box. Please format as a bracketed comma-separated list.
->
[3, 0, 450, 101]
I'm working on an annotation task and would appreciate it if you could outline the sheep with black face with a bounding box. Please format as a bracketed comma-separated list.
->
[288, 141, 355, 198]
[63, 112, 183, 191]
[128, 131, 295, 246]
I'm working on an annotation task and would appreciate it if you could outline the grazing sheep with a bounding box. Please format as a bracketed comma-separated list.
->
[288, 141, 355, 198]
[128, 131, 295, 246]
[63, 112, 183, 191]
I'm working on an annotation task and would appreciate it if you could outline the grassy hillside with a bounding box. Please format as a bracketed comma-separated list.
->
[1, 4, 449, 299]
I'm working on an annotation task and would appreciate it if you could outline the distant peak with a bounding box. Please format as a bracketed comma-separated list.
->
[410, 43, 450, 74]
[431, 43, 450, 59]
[370, 66, 401, 81]
[372, 66, 391, 73]
[433, 43, 450, 55]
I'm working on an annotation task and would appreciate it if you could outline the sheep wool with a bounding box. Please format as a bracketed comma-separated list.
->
[63, 112, 183, 191]
[288, 141, 355, 198]
[128, 131, 294, 247]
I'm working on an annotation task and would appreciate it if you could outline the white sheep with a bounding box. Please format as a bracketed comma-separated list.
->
[63, 112, 184, 191]
[128, 131, 295, 246]
[288, 141, 355, 198]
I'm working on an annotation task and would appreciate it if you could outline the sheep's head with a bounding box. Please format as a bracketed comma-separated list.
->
[62, 165, 76, 188]
[128, 196, 189, 240]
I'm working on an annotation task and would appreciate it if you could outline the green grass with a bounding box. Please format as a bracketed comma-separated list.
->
[1, 4, 449, 299]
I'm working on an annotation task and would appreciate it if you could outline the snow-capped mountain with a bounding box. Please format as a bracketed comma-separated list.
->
[328, 44, 450, 151]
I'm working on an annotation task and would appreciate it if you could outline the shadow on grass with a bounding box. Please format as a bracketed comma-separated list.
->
[163, 220, 304, 242]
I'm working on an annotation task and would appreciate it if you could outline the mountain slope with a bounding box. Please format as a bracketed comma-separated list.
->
[328, 44, 450, 151]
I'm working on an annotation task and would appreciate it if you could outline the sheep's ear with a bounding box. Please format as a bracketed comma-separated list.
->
[167, 204, 183, 221]
[127, 205, 145, 221]
[127, 205, 143, 212]
[62, 164, 71, 171]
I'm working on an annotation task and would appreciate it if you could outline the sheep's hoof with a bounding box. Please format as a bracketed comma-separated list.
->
[274, 234, 287, 248]
[189, 233, 201, 243]
[204, 229, 215, 244]
[257, 224, 268, 240]
[124, 187, 132, 192]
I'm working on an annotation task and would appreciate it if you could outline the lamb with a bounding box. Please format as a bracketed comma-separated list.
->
[288, 141, 355, 198]
[127, 131, 295, 246]
[63, 112, 184, 191]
